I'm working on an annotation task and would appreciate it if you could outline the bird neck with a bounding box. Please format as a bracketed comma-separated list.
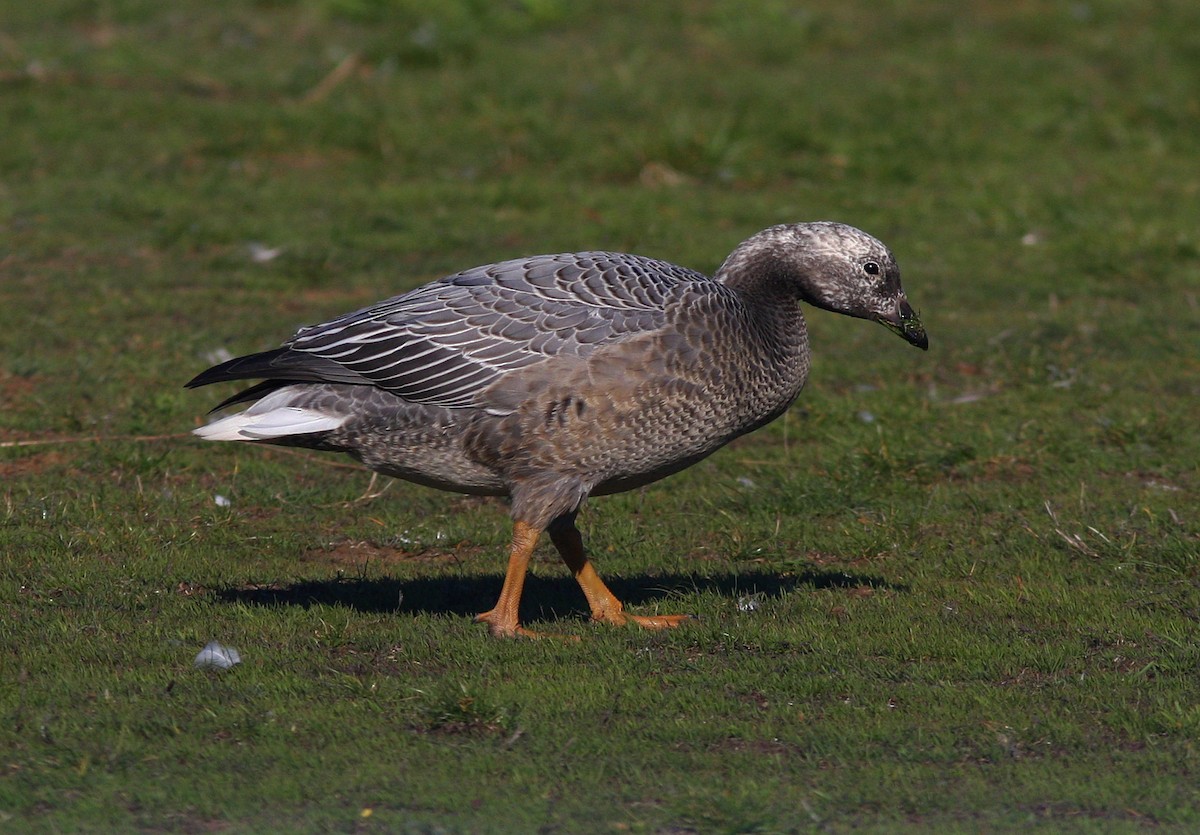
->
[720, 261, 810, 351]
[718, 243, 825, 305]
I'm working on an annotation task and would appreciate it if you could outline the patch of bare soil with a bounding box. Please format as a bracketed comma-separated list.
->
[300, 539, 488, 570]
[0, 370, 39, 405]
[0, 449, 68, 479]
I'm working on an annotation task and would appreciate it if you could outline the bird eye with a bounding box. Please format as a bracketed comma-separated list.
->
[863, 261, 880, 276]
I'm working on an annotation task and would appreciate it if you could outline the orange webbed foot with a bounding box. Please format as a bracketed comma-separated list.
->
[548, 515, 696, 634]
[625, 612, 695, 630]
[589, 609, 695, 630]
[473, 610, 580, 642]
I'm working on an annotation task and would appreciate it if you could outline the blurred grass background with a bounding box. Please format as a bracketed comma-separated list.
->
[2, 0, 1198, 831]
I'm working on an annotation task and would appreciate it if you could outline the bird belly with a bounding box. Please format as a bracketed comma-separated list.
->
[588, 445, 728, 496]
[349, 436, 507, 496]
[330, 402, 508, 496]
[210, 384, 509, 496]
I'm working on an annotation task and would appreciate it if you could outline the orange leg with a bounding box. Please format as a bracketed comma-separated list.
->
[548, 518, 693, 630]
[473, 520, 543, 639]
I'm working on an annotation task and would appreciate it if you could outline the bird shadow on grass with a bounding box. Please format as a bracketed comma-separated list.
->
[217, 567, 905, 626]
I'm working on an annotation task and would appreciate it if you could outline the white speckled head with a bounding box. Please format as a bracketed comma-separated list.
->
[717, 222, 927, 350]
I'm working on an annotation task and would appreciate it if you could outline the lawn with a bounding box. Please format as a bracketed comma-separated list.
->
[2, 0, 1198, 831]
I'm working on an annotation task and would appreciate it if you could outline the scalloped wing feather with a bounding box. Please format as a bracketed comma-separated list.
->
[285, 252, 711, 410]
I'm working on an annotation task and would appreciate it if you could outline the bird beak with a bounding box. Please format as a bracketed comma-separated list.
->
[878, 298, 929, 350]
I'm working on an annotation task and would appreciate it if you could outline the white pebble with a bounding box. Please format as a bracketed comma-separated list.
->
[194, 641, 241, 670]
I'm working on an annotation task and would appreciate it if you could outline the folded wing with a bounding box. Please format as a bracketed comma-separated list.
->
[189, 252, 710, 411]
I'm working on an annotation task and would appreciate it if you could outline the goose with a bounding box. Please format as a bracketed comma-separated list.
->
[187, 222, 928, 637]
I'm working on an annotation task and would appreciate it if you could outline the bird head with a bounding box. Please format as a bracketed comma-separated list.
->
[718, 222, 929, 350]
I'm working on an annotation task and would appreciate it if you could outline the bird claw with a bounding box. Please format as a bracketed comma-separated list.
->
[592, 611, 696, 630]
[473, 610, 580, 641]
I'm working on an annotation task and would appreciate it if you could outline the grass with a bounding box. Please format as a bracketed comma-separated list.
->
[2, 0, 1199, 830]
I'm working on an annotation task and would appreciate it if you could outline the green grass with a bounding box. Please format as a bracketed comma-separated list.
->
[2, 0, 1199, 831]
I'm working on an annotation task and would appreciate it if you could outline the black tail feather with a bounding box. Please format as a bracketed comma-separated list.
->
[187, 348, 368, 413]
[185, 348, 365, 390]
[206, 379, 295, 412]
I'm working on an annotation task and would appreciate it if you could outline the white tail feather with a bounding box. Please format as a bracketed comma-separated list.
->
[194, 407, 347, 441]
[194, 387, 347, 441]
